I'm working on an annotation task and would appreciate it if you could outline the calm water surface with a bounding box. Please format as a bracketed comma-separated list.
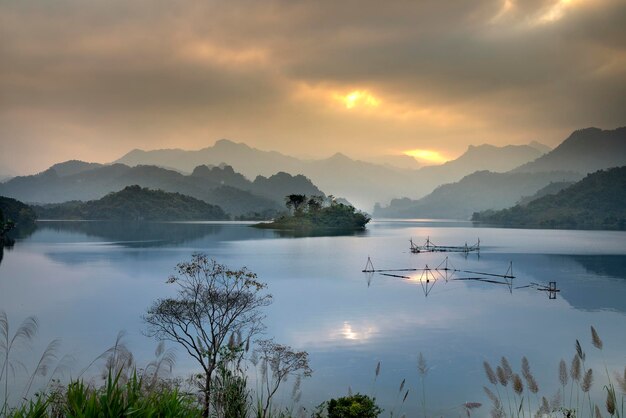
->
[1, 220, 625, 416]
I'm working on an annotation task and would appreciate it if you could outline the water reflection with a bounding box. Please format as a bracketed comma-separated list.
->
[0, 223, 624, 415]
[36, 221, 226, 247]
[271, 228, 369, 238]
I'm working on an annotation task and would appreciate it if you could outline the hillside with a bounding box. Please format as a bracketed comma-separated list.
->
[0, 196, 37, 228]
[0, 163, 323, 217]
[516, 181, 574, 206]
[115, 139, 545, 210]
[374, 170, 581, 220]
[472, 167, 626, 230]
[35, 185, 229, 221]
[512, 127, 626, 174]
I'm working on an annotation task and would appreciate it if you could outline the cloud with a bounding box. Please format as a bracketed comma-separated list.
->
[0, 0, 624, 173]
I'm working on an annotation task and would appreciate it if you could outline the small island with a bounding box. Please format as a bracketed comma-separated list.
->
[255, 194, 370, 231]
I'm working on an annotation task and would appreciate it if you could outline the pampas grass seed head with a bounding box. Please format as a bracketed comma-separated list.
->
[606, 388, 616, 415]
[484, 361, 497, 385]
[500, 357, 513, 380]
[559, 359, 568, 387]
[582, 369, 593, 392]
[571, 354, 581, 381]
[576, 339, 586, 361]
[513, 374, 524, 395]
[417, 352, 428, 376]
[595, 404, 603, 418]
[591, 326, 603, 350]
[497, 366, 508, 387]
[614, 366, 626, 394]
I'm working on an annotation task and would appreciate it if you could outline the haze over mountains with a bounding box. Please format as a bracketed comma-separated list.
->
[1, 126, 623, 221]
[375, 126, 626, 219]
[0, 162, 323, 217]
[115, 139, 548, 210]
[473, 166, 626, 230]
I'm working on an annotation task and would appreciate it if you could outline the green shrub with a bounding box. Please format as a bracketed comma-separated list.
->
[315, 393, 382, 418]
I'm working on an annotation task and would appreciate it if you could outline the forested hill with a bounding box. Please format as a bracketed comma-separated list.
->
[472, 166, 626, 230]
[0, 162, 323, 217]
[0, 196, 37, 229]
[35, 186, 229, 221]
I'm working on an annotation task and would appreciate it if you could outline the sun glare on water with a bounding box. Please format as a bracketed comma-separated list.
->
[403, 149, 448, 164]
[334, 90, 380, 109]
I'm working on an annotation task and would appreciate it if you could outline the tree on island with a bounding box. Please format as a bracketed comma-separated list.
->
[259, 194, 370, 231]
[285, 194, 307, 213]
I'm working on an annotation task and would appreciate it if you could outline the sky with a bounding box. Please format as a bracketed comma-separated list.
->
[1, 0, 625, 175]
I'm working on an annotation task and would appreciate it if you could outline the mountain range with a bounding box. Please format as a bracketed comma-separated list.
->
[115, 139, 548, 210]
[2, 125, 624, 220]
[35, 185, 229, 221]
[375, 126, 625, 219]
[0, 163, 323, 217]
[472, 166, 626, 230]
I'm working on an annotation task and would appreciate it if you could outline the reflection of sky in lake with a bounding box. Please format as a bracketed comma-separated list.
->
[0, 220, 625, 416]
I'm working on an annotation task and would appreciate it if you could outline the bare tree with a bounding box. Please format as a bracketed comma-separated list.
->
[255, 339, 312, 418]
[144, 254, 272, 417]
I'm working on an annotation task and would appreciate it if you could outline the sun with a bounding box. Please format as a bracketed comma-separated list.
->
[403, 149, 448, 164]
[334, 90, 380, 109]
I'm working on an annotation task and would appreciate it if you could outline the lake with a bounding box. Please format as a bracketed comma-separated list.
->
[1, 220, 625, 416]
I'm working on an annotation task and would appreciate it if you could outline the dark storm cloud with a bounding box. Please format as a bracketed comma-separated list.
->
[0, 0, 625, 173]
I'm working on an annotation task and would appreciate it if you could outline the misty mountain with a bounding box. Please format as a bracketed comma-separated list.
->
[512, 127, 626, 174]
[49, 160, 104, 177]
[472, 167, 626, 230]
[0, 163, 324, 217]
[115, 139, 545, 210]
[35, 185, 228, 221]
[527, 141, 552, 154]
[364, 154, 422, 170]
[410, 143, 546, 197]
[516, 181, 574, 206]
[118, 139, 303, 177]
[374, 170, 582, 220]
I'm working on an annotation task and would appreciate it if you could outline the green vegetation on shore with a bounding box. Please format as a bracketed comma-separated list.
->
[34, 185, 229, 221]
[0, 196, 37, 246]
[472, 166, 626, 230]
[256, 195, 370, 231]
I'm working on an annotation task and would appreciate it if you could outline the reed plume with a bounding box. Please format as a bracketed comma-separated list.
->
[501, 357, 513, 381]
[538, 396, 550, 415]
[559, 359, 569, 387]
[606, 386, 616, 415]
[497, 366, 509, 386]
[0, 312, 39, 415]
[513, 374, 524, 396]
[590, 326, 603, 350]
[484, 361, 497, 385]
[417, 353, 428, 376]
[484, 386, 498, 404]
[571, 354, 581, 381]
[576, 339, 586, 361]
[615, 366, 626, 394]
[595, 404, 603, 418]
[417, 353, 428, 418]
[582, 369, 594, 392]
[550, 389, 562, 411]
[463, 402, 482, 417]
[484, 386, 504, 418]
[521, 356, 539, 394]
